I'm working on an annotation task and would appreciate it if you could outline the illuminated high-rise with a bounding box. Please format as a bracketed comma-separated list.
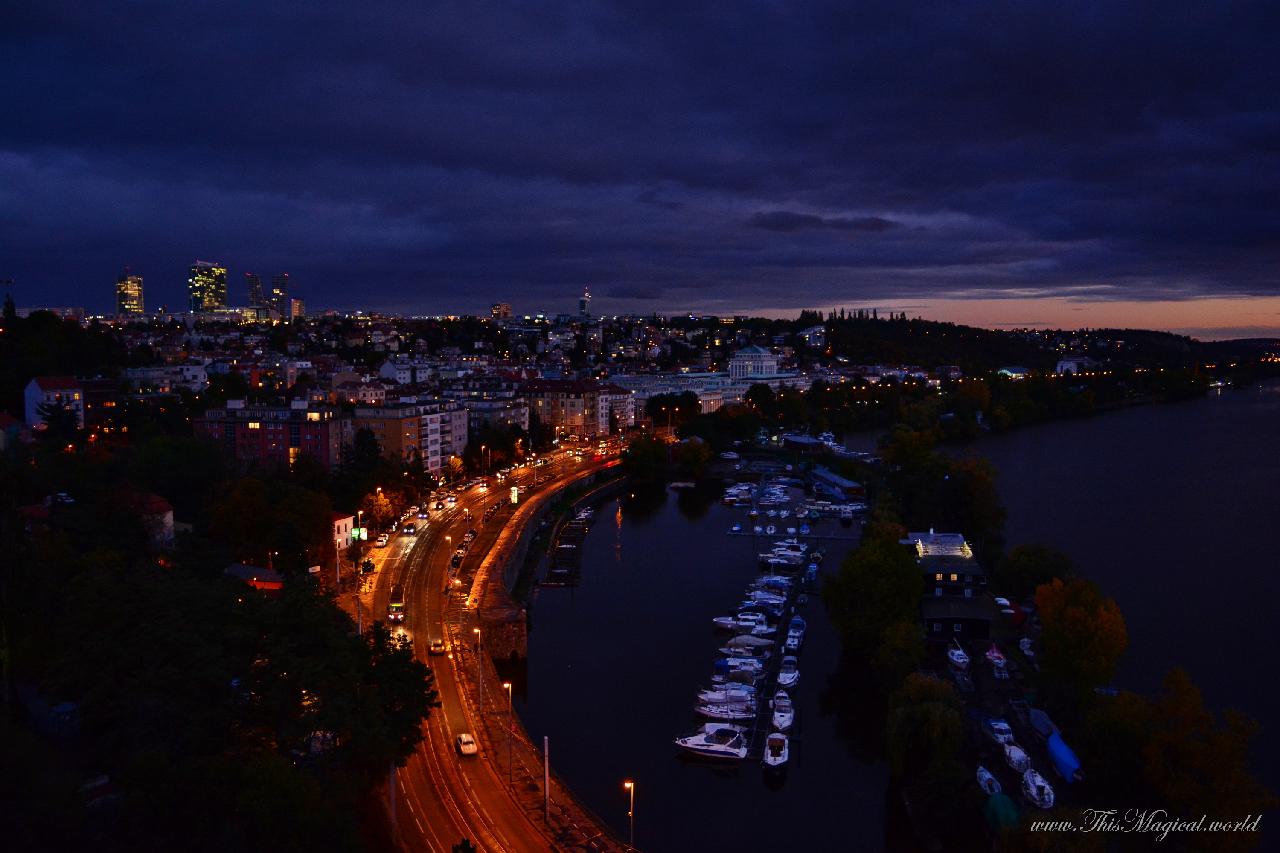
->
[269, 273, 290, 313]
[115, 267, 145, 316]
[245, 272, 264, 307]
[188, 260, 228, 312]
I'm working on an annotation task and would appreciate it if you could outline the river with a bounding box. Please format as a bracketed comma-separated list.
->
[952, 382, 1280, 794]
[514, 382, 1279, 851]
[514, 488, 887, 852]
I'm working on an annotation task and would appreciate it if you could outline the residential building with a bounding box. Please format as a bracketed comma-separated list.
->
[349, 399, 468, 474]
[195, 400, 346, 470]
[332, 513, 355, 555]
[115, 268, 145, 316]
[521, 378, 633, 438]
[188, 260, 228, 312]
[490, 302, 513, 320]
[24, 376, 84, 428]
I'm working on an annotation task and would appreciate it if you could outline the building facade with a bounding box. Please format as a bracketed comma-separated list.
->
[188, 260, 228, 312]
[195, 400, 346, 470]
[349, 400, 468, 474]
[24, 376, 85, 428]
[115, 268, 145, 316]
[728, 345, 779, 380]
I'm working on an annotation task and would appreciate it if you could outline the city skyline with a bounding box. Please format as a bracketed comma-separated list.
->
[3, 2, 1278, 336]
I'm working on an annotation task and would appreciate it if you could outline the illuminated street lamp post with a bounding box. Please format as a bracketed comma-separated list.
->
[473, 627, 482, 713]
[503, 681, 513, 784]
[623, 780, 635, 847]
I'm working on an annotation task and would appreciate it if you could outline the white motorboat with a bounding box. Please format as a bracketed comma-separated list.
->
[720, 645, 772, 660]
[984, 718, 1015, 745]
[697, 702, 756, 721]
[993, 596, 1011, 608]
[784, 616, 807, 653]
[947, 642, 970, 671]
[775, 538, 807, 551]
[766, 509, 778, 518]
[675, 723, 749, 760]
[779, 509, 790, 519]
[753, 525, 764, 534]
[730, 523, 743, 533]
[771, 690, 794, 731]
[713, 612, 768, 632]
[778, 655, 800, 688]
[977, 765, 1002, 795]
[1022, 770, 1055, 809]
[1004, 744, 1031, 772]
[1018, 637, 1036, 659]
[745, 590, 786, 605]
[763, 732, 789, 771]
[718, 656, 765, 674]
[765, 525, 777, 535]
[724, 634, 773, 651]
[785, 526, 797, 535]
[698, 684, 757, 704]
[799, 523, 811, 535]
[748, 509, 759, 518]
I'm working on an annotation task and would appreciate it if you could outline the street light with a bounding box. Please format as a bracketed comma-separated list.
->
[503, 681, 513, 784]
[473, 627, 482, 713]
[623, 780, 635, 847]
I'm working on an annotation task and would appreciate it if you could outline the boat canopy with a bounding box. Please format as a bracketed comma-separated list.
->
[1047, 731, 1082, 782]
[1029, 708, 1058, 740]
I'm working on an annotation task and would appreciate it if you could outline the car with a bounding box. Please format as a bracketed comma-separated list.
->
[406, 505, 419, 517]
[434, 501, 445, 510]
[402, 522, 417, 535]
[450, 554, 463, 568]
[446, 496, 457, 506]
[428, 637, 446, 655]
[455, 733, 478, 756]
[417, 509, 429, 519]
[375, 534, 390, 547]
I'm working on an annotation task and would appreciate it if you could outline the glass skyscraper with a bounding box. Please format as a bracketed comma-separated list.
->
[245, 272, 264, 307]
[188, 260, 228, 312]
[115, 268, 144, 316]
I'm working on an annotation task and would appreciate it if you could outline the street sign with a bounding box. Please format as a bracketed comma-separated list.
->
[510, 486, 519, 504]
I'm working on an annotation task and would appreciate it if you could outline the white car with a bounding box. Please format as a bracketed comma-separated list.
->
[375, 534, 390, 547]
[455, 733, 478, 756]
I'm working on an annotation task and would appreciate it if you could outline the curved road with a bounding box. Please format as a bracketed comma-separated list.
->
[372, 452, 618, 852]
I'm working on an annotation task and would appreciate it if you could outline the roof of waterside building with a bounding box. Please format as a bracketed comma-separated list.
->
[901, 530, 973, 558]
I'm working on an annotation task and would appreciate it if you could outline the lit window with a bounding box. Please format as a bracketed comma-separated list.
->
[248, 422, 261, 429]
[307, 412, 320, 422]
[935, 572, 943, 581]
[950, 573, 958, 582]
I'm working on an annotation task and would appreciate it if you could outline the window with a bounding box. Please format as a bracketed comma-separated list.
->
[953, 623, 962, 633]
[935, 572, 943, 581]
[307, 412, 320, 422]
[248, 421, 261, 430]
[950, 573, 958, 582]
[932, 623, 941, 632]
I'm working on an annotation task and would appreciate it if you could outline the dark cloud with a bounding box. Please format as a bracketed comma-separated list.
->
[1, 0, 1278, 316]
[748, 211, 899, 233]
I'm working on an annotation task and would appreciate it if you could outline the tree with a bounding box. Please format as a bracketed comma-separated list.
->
[1035, 578, 1127, 697]
[885, 674, 964, 781]
[675, 438, 711, 480]
[872, 619, 925, 689]
[621, 434, 668, 484]
[998, 544, 1073, 599]
[36, 401, 81, 448]
[360, 489, 395, 530]
[824, 539, 923, 654]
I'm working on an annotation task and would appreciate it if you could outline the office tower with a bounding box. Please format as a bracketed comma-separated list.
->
[246, 273, 264, 307]
[269, 273, 290, 313]
[579, 286, 591, 318]
[188, 260, 228, 312]
[491, 302, 513, 320]
[116, 267, 145, 316]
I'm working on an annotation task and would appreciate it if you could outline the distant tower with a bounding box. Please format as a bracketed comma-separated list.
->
[579, 286, 591, 319]
[188, 260, 227, 312]
[116, 267, 145, 316]
[245, 273, 264, 307]
[269, 273, 290, 313]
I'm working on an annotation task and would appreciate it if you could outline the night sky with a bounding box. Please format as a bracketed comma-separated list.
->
[4, 1, 1279, 335]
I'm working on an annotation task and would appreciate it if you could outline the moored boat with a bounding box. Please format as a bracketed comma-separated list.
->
[675, 723, 749, 760]
[771, 690, 794, 731]
[1022, 770, 1055, 809]
[977, 765, 1002, 795]
[1004, 743, 1031, 772]
[778, 655, 800, 688]
[947, 641, 970, 671]
[697, 702, 757, 721]
[763, 732, 789, 771]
